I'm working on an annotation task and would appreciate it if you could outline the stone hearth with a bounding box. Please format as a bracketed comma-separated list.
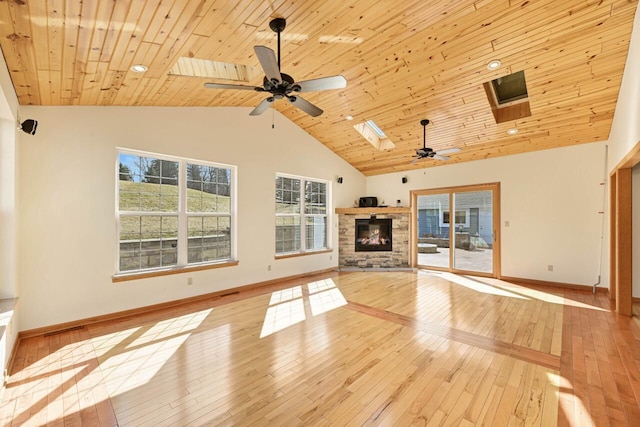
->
[336, 207, 410, 268]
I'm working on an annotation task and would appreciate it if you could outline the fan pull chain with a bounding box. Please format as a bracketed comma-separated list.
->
[272, 104, 275, 129]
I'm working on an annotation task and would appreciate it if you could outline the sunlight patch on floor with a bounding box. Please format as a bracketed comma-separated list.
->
[439, 272, 529, 300]
[128, 310, 211, 346]
[309, 281, 347, 316]
[260, 279, 346, 338]
[549, 372, 595, 426]
[480, 278, 607, 311]
[7, 337, 113, 424]
[91, 326, 141, 358]
[268, 285, 303, 305]
[420, 270, 607, 311]
[95, 308, 212, 397]
[308, 278, 338, 294]
[100, 335, 191, 396]
[260, 298, 306, 338]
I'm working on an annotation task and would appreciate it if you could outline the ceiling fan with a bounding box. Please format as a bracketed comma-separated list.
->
[410, 119, 461, 164]
[204, 18, 347, 117]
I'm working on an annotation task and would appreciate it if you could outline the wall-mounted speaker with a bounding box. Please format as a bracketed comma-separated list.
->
[19, 119, 38, 135]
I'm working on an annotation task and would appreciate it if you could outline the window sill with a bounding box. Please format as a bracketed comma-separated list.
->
[112, 261, 239, 282]
[275, 249, 332, 260]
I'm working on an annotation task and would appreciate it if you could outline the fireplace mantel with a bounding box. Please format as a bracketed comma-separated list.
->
[335, 207, 411, 215]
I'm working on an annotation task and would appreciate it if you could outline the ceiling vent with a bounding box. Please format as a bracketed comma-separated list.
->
[483, 70, 531, 123]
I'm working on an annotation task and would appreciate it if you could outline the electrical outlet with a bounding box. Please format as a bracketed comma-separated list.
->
[547, 265, 553, 272]
[505, 220, 510, 227]
[187, 277, 193, 285]
[268, 265, 271, 271]
[329, 255, 333, 261]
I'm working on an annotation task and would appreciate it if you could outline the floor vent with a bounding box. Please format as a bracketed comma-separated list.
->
[44, 325, 85, 336]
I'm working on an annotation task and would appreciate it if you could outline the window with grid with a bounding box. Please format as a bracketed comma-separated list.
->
[117, 150, 235, 274]
[275, 175, 329, 255]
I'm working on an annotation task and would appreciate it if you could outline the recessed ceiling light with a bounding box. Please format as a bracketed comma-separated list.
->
[487, 59, 501, 70]
[507, 128, 519, 135]
[345, 115, 354, 121]
[130, 64, 148, 73]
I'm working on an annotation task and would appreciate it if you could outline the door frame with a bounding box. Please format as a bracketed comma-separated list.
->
[610, 140, 640, 315]
[411, 182, 501, 278]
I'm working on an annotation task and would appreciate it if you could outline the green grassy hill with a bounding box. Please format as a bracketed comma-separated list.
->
[119, 180, 229, 212]
[118, 181, 230, 240]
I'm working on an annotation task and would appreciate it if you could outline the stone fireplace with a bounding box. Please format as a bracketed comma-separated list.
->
[336, 207, 410, 268]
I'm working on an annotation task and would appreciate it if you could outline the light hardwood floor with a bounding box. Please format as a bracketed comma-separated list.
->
[1, 271, 639, 426]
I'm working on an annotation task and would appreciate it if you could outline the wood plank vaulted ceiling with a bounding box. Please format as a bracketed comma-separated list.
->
[0, 0, 637, 176]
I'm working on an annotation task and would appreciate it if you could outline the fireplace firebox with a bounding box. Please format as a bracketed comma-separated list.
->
[355, 218, 392, 252]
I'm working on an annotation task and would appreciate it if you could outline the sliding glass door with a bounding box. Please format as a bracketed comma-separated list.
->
[413, 183, 500, 277]
[415, 193, 450, 269]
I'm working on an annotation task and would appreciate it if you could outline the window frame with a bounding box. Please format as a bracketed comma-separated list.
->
[440, 209, 469, 228]
[115, 148, 237, 278]
[275, 173, 332, 257]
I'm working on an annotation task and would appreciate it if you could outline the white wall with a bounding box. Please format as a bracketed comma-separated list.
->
[17, 106, 365, 331]
[608, 5, 640, 167]
[0, 49, 20, 388]
[607, 6, 640, 299]
[367, 142, 608, 287]
[0, 44, 19, 300]
[0, 117, 17, 300]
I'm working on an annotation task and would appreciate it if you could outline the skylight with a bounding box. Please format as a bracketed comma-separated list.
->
[354, 120, 395, 151]
[365, 120, 387, 137]
[169, 57, 261, 82]
[483, 70, 532, 123]
[491, 70, 528, 105]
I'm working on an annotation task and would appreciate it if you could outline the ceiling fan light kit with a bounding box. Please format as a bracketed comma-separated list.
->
[204, 18, 347, 117]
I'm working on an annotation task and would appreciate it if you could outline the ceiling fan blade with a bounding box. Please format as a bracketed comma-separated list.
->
[287, 95, 323, 117]
[409, 157, 421, 165]
[433, 154, 450, 161]
[294, 75, 347, 92]
[204, 82, 259, 91]
[436, 147, 461, 155]
[254, 46, 282, 84]
[249, 98, 274, 116]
